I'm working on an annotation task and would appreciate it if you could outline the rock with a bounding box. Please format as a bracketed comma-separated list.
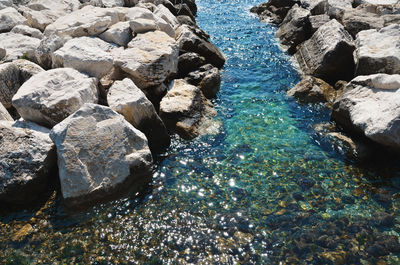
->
[327, 132, 372, 159]
[354, 0, 398, 6]
[0, 102, 12, 121]
[332, 74, 400, 151]
[44, 5, 121, 37]
[287, 76, 337, 104]
[99, 21, 131, 46]
[342, 9, 384, 37]
[0, 0, 12, 10]
[115, 30, 179, 89]
[89, 0, 125, 7]
[0, 7, 28, 33]
[26, 0, 81, 13]
[0, 46, 5, 60]
[0, 63, 20, 109]
[129, 18, 158, 33]
[325, 0, 353, 20]
[107, 78, 170, 151]
[176, 24, 225, 68]
[19, 7, 59, 32]
[295, 19, 355, 84]
[12, 59, 44, 83]
[177, 15, 196, 26]
[276, 4, 311, 54]
[49, 103, 153, 208]
[173, 3, 195, 22]
[0, 120, 56, 204]
[160, 79, 214, 139]
[11, 24, 43, 39]
[178, 52, 206, 77]
[35, 35, 71, 69]
[185, 64, 221, 99]
[251, 0, 298, 24]
[52, 37, 119, 79]
[355, 24, 400, 76]
[154, 4, 179, 28]
[12, 68, 98, 128]
[0, 32, 41, 62]
[300, 0, 326, 15]
[309, 14, 330, 33]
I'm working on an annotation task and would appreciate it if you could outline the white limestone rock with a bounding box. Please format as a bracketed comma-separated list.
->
[99, 21, 131, 46]
[332, 74, 400, 151]
[0, 0, 12, 10]
[89, 0, 125, 7]
[49, 103, 153, 207]
[0, 32, 41, 62]
[107, 78, 170, 151]
[0, 46, 5, 60]
[115, 30, 179, 89]
[154, 4, 179, 28]
[35, 34, 72, 69]
[52, 36, 119, 78]
[0, 120, 57, 204]
[11, 24, 43, 39]
[355, 24, 400, 76]
[12, 68, 98, 128]
[12, 59, 44, 83]
[19, 6, 59, 32]
[0, 7, 28, 32]
[26, 0, 81, 13]
[0, 62, 21, 108]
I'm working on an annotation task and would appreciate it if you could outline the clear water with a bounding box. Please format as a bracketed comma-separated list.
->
[1, 0, 400, 264]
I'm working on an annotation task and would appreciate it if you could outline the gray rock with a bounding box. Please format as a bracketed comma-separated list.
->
[0, 102, 12, 121]
[12, 68, 98, 128]
[0, 7, 28, 33]
[295, 19, 355, 83]
[178, 52, 206, 77]
[309, 14, 330, 34]
[0, 0, 12, 10]
[185, 64, 221, 99]
[35, 34, 72, 69]
[99, 21, 132, 46]
[287, 75, 337, 104]
[12, 59, 44, 83]
[176, 24, 225, 68]
[355, 24, 400, 76]
[115, 30, 179, 89]
[50, 103, 153, 208]
[0, 120, 56, 204]
[250, 0, 298, 24]
[107, 78, 170, 151]
[0, 63, 20, 108]
[89, 0, 125, 7]
[0, 32, 41, 62]
[0, 46, 5, 60]
[342, 9, 384, 37]
[332, 74, 400, 151]
[325, 0, 353, 20]
[19, 6, 60, 32]
[11, 24, 44, 39]
[300, 0, 326, 15]
[276, 4, 311, 54]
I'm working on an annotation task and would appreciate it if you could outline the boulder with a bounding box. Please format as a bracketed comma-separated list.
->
[26, 0, 81, 13]
[176, 24, 225, 68]
[276, 4, 311, 54]
[49, 103, 153, 207]
[355, 24, 400, 76]
[0, 102, 12, 121]
[295, 19, 355, 84]
[173, 3, 195, 22]
[250, 0, 298, 24]
[19, 7, 60, 32]
[154, 4, 179, 28]
[99, 21, 131, 46]
[0, 63, 20, 108]
[107, 78, 170, 151]
[325, 0, 353, 20]
[0, 46, 5, 60]
[52, 36, 119, 79]
[115, 30, 179, 89]
[354, 0, 398, 6]
[129, 18, 158, 33]
[160, 79, 214, 139]
[178, 52, 206, 77]
[12, 59, 44, 83]
[89, 0, 125, 7]
[11, 24, 43, 39]
[332, 74, 400, 151]
[342, 9, 384, 37]
[0, 32, 41, 62]
[287, 75, 337, 104]
[309, 14, 330, 33]
[12, 68, 98, 128]
[185, 64, 221, 99]
[0, 120, 57, 204]
[300, 0, 326, 15]
[35, 35, 72, 69]
[0, 0, 12, 10]
[0, 7, 28, 33]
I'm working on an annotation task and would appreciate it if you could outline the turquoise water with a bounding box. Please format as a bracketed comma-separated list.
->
[1, 0, 400, 264]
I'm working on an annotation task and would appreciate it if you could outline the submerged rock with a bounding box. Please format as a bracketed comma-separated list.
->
[107, 78, 170, 152]
[295, 19, 355, 84]
[287, 76, 337, 104]
[12, 68, 98, 128]
[50, 103, 153, 208]
[355, 24, 400, 76]
[332, 74, 400, 152]
[0, 120, 56, 204]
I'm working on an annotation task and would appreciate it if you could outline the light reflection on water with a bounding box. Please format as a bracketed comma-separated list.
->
[1, 0, 400, 264]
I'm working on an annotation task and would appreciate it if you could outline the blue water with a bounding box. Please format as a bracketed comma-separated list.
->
[1, 0, 400, 264]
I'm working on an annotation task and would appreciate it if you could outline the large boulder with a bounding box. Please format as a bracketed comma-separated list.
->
[52, 36, 119, 79]
[300, 0, 326, 15]
[160, 79, 215, 139]
[49, 103, 153, 208]
[178, 52, 206, 77]
[11, 24, 43, 39]
[34, 35, 72, 69]
[176, 24, 225, 69]
[0, 46, 5, 60]
[26, 0, 81, 13]
[107, 78, 170, 152]
[0, 102, 12, 121]
[332, 74, 400, 152]
[185, 64, 221, 99]
[325, 0, 353, 20]
[0, 120, 57, 204]
[115, 30, 179, 89]
[98, 21, 132, 46]
[0, 63, 20, 108]
[309, 14, 330, 33]
[88, 0, 125, 7]
[295, 19, 356, 84]
[250, 0, 298, 24]
[355, 24, 400, 76]
[12, 68, 98, 128]
[0, 7, 28, 33]
[12, 59, 44, 83]
[0, 32, 40, 62]
[276, 4, 311, 54]
[287, 75, 337, 104]
[342, 9, 385, 37]
[0, 0, 12, 10]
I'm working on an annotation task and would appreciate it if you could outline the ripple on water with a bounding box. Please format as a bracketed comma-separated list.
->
[1, 0, 400, 264]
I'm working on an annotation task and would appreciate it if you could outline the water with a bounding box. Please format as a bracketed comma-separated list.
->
[1, 0, 400, 264]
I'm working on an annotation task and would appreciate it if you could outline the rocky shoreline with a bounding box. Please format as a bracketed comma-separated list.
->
[251, 0, 400, 156]
[0, 0, 225, 209]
